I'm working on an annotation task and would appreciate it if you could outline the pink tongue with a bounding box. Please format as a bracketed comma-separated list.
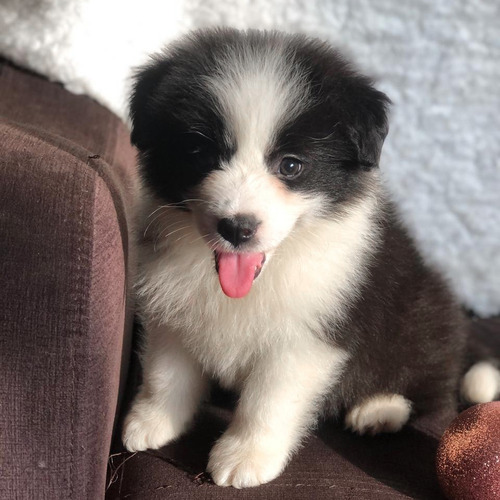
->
[217, 252, 264, 298]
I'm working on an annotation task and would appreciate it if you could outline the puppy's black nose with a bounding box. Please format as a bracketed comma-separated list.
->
[217, 215, 260, 247]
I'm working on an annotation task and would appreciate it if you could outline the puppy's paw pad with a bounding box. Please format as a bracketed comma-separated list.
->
[122, 403, 178, 452]
[207, 434, 287, 488]
[346, 394, 412, 435]
[461, 362, 500, 404]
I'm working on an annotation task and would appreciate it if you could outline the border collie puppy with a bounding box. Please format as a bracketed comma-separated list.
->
[122, 28, 500, 488]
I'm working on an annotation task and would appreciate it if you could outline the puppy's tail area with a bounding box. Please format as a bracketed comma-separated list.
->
[460, 321, 500, 404]
[461, 360, 500, 404]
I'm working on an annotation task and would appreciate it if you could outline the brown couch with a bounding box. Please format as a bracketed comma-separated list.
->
[0, 59, 137, 499]
[1, 59, 499, 500]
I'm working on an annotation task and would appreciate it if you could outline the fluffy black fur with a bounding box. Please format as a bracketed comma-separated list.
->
[130, 29, 389, 210]
[324, 210, 467, 417]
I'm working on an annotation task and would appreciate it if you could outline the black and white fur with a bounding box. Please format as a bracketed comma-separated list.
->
[122, 29, 500, 488]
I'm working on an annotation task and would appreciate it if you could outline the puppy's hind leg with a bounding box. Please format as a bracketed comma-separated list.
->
[122, 325, 208, 452]
[345, 394, 413, 436]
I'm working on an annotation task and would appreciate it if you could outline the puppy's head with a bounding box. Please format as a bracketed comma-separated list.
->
[131, 28, 390, 298]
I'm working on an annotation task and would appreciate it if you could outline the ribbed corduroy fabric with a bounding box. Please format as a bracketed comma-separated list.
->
[0, 60, 137, 500]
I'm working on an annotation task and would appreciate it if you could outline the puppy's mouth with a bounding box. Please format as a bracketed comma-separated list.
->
[214, 251, 266, 299]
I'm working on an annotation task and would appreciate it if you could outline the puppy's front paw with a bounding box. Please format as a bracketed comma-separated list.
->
[207, 432, 288, 488]
[122, 399, 179, 452]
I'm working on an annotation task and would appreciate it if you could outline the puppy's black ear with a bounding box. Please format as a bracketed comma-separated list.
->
[129, 57, 171, 151]
[346, 82, 390, 169]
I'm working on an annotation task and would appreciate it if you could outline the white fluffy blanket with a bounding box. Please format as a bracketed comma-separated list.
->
[1, 0, 499, 316]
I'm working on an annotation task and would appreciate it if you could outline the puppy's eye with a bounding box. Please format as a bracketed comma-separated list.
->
[278, 157, 303, 179]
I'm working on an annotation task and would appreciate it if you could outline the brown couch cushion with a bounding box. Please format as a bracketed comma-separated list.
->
[106, 322, 499, 499]
[0, 60, 138, 499]
[106, 399, 450, 499]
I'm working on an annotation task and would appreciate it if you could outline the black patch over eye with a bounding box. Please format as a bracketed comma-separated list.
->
[183, 131, 212, 155]
[278, 157, 303, 179]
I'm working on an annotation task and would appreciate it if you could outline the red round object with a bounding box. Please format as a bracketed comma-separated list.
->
[436, 402, 500, 500]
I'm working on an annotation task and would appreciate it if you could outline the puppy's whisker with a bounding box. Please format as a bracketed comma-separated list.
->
[153, 225, 191, 252]
[145, 218, 189, 238]
[146, 205, 171, 219]
[146, 199, 208, 235]
[159, 226, 191, 240]
[145, 205, 186, 233]
[146, 201, 199, 216]
[174, 232, 198, 244]
[161, 220, 192, 230]
[187, 232, 212, 245]
[146, 204, 184, 219]
[144, 211, 171, 237]
[183, 198, 208, 204]
[205, 237, 220, 249]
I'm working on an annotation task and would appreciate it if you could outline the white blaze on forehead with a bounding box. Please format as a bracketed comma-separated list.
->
[197, 41, 319, 254]
[204, 41, 311, 159]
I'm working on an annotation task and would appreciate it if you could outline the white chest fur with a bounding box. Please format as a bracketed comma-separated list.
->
[136, 196, 378, 387]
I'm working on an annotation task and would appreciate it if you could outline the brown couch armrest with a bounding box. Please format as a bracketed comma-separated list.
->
[0, 62, 137, 499]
